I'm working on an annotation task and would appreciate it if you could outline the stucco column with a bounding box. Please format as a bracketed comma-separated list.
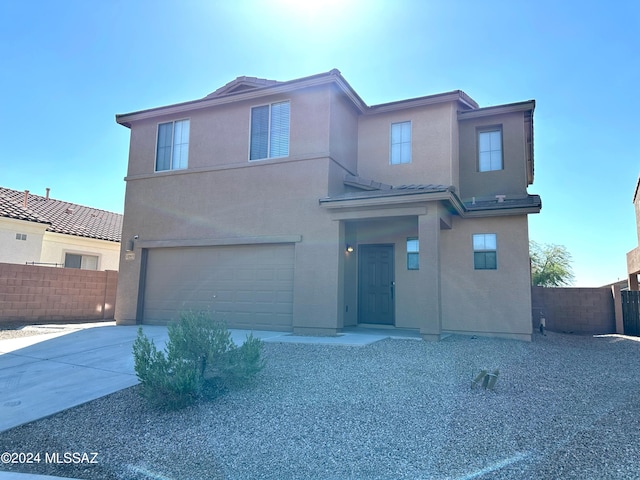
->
[629, 273, 639, 291]
[417, 208, 442, 340]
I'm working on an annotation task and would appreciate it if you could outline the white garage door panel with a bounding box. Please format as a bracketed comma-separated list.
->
[143, 244, 294, 330]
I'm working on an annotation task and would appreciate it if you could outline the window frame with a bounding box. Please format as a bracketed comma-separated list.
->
[155, 118, 190, 172]
[472, 233, 497, 270]
[477, 126, 503, 172]
[64, 252, 99, 270]
[249, 100, 290, 161]
[390, 120, 412, 165]
[407, 237, 419, 270]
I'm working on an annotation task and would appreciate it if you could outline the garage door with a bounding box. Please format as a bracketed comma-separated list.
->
[142, 244, 294, 330]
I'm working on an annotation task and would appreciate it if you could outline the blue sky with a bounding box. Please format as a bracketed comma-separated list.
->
[1, 0, 638, 287]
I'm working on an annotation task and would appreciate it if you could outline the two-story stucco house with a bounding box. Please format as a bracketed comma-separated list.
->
[115, 69, 541, 341]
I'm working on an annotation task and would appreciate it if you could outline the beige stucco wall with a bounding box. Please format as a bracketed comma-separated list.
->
[40, 232, 121, 271]
[458, 111, 530, 200]
[440, 214, 532, 340]
[0, 218, 47, 264]
[126, 85, 334, 178]
[357, 103, 456, 188]
[116, 157, 343, 332]
[329, 87, 359, 176]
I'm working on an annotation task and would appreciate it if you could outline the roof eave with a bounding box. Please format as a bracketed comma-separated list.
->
[367, 90, 479, 114]
[457, 100, 535, 120]
[115, 69, 368, 128]
[320, 189, 541, 218]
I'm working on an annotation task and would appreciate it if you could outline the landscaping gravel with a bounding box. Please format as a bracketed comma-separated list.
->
[1, 331, 640, 479]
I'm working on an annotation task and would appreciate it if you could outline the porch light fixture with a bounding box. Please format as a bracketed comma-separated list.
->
[346, 244, 354, 253]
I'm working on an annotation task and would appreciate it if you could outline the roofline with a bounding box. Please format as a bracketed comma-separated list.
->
[116, 69, 366, 128]
[457, 100, 535, 120]
[367, 90, 478, 114]
[319, 189, 541, 218]
[634, 175, 640, 204]
[116, 69, 481, 128]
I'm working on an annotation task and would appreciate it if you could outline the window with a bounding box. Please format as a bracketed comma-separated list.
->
[407, 237, 419, 270]
[156, 119, 189, 171]
[15, 233, 26, 241]
[478, 128, 502, 172]
[390, 121, 411, 164]
[473, 234, 497, 270]
[250, 101, 290, 160]
[64, 253, 98, 270]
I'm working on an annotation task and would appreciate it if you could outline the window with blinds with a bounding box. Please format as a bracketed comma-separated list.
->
[156, 119, 189, 171]
[250, 101, 290, 160]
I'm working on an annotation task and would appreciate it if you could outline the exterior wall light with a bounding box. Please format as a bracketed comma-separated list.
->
[126, 236, 138, 252]
[346, 244, 354, 253]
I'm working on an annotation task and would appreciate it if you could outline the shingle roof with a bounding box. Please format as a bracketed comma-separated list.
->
[0, 187, 122, 242]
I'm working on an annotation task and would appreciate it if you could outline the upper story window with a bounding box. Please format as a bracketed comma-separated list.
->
[473, 233, 497, 270]
[390, 121, 411, 164]
[156, 119, 189, 171]
[15, 233, 27, 241]
[250, 101, 290, 161]
[478, 128, 502, 172]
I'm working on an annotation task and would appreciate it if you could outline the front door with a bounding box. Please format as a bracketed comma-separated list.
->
[358, 244, 395, 325]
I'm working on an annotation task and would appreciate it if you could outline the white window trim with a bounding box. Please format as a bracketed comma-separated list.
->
[63, 251, 101, 270]
[477, 126, 503, 172]
[248, 100, 291, 162]
[390, 120, 412, 165]
[472, 233, 497, 270]
[154, 118, 190, 172]
[407, 237, 419, 270]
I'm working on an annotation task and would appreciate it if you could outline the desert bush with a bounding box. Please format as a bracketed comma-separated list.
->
[133, 310, 264, 409]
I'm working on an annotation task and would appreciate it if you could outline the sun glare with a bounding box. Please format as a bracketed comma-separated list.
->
[274, 0, 358, 29]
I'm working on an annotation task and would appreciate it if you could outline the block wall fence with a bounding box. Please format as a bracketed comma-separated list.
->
[531, 286, 620, 335]
[0, 262, 117, 325]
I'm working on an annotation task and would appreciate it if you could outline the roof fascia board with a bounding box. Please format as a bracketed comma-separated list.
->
[320, 189, 540, 217]
[366, 91, 478, 115]
[458, 100, 535, 120]
[116, 70, 367, 127]
[320, 190, 454, 209]
[462, 206, 541, 217]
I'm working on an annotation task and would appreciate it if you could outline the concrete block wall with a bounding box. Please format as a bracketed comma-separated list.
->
[0, 263, 117, 325]
[531, 286, 615, 334]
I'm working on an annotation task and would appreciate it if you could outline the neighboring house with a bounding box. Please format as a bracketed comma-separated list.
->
[627, 176, 640, 290]
[0, 187, 122, 270]
[115, 69, 541, 341]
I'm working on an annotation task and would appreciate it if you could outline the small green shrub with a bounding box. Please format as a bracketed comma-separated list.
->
[132, 310, 264, 409]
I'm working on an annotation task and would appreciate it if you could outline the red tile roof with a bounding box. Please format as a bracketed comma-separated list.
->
[0, 187, 122, 243]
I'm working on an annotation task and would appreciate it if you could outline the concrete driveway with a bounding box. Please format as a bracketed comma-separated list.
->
[0, 322, 414, 433]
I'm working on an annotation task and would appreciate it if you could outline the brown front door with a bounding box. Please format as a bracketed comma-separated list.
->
[358, 244, 395, 325]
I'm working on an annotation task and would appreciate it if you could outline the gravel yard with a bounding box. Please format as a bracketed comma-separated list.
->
[1, 331, 640, 479]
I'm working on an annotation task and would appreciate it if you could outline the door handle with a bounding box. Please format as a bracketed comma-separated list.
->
[390, 281, 395, 300]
